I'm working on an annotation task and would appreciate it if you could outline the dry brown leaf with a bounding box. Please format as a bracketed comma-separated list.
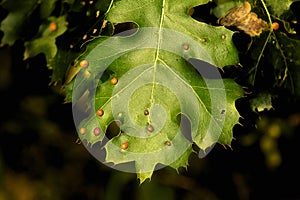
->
[217, 1, 269, 37]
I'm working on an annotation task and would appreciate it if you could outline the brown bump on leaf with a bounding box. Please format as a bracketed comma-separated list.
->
[49, 22, 57, 32]
[80, 59, 89, 68]
[165, 141, 171, 146]
[93, 127, 101, 136]
[110, 77, 118, 85]
[79, 127, 86, 135]
[96, 109, 104, 116]
[121, 142, 129, 150]
[147, 125, 154, 132]
[183, 44, 189, 50]
[144, 109, 149, 115]
[84, 70, 91, 78]
[217, 1, 269, 37]
[272, 22, 279, 30]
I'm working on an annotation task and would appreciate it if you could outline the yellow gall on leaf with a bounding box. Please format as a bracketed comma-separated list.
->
[96, 109, 104, 116]
[110, 77, 118, 85]
[80, 59, 89, 68]
[49, 22, 57, 32]
[121, 142, 129, 150]
[272, 22, 279, 31]
[79, 127, 86, 135]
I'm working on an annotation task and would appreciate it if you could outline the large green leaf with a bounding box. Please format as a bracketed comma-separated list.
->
[68, 0, 244, 183]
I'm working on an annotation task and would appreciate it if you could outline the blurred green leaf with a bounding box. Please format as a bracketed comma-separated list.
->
[249, 92, 273, 112]
[264, 0, 299, 17]
[24, 16, 67, 65]
[0, 0, 39, 45]
[40, 0, 58, 19]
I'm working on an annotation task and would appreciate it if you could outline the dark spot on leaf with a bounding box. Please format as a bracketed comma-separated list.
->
[96, 109, 104, 116]
[147, 125, 154, 132]
[183, 44, 189, 50]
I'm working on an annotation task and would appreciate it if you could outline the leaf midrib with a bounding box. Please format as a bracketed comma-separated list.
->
[150, 0, 166, 106]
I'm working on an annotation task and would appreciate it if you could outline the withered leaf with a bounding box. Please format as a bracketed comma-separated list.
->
[217, 1, 269, 37]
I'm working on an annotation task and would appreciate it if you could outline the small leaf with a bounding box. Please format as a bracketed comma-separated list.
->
[250, 92, 273, 112]
[24, 16, 67, 65]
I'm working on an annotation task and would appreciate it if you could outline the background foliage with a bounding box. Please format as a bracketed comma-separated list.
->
[0, 0, 299, 199]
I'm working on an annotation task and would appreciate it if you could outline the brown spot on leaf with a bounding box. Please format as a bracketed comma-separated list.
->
[272, 22, 279, 30]
[49, 22, 57, 32]
[217, 1, 269, 37]
[79, 127, 86, 135]
[121, 142, 129, 150]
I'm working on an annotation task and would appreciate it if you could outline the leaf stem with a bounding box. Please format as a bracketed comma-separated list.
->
[259, 0, 292, 90]
[251, 0, 273, 86]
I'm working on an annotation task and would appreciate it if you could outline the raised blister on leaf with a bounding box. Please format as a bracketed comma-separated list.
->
[49, 22, 58, 32]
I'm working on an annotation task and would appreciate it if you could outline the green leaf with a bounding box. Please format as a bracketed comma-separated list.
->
[40, 0, 58, 19]
[0, 0, 39, 45]
[50, 48, 80, 84]
[264, 0, 299, 17]
[250, 92, 273, 112]
[212, 0, 242, 19]
[107, 0, 238, 67]
[0, 0, 60, 45]
[69, 0, 244, 182]
[24, 16, 67, 65]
